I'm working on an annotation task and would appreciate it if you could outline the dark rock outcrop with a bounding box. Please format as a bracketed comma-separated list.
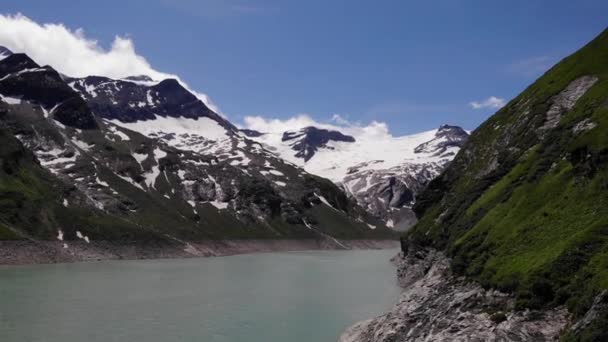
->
[282, 126, 355, 161]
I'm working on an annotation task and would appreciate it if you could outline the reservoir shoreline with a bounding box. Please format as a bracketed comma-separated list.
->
[0, 239, 398, 265]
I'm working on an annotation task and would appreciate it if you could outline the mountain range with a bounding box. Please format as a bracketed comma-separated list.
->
[0, 47, 467, 262]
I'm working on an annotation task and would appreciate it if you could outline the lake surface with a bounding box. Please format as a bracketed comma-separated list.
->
[0, 249, 400, 342]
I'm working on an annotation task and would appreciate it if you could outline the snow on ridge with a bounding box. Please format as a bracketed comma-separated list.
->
[107, 115, 229, 141]
[249, 127, 444, 182]
[153, 147, 167, 160]
[314, 193, 339, 211]
[0, 94, 22, 105]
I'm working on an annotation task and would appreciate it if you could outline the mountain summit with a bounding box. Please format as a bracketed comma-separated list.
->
[282, 126, 356, 161]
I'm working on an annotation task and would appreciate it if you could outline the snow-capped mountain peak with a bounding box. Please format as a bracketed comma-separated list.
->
[413, 124, 469, 157]
[281, 126, 356, 161]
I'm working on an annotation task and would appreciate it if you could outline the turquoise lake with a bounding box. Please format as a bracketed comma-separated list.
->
[0, 249, 400, 342]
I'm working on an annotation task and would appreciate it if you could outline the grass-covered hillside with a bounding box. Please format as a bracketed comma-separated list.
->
[405, 28, 608, 340]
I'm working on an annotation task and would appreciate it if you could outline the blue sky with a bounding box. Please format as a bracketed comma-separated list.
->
[2, 0, 607, 135]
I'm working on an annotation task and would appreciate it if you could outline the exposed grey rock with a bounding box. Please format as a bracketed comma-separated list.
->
[540, 75, 598, 132]
[339, 249, 568, 342]
[569, 290, 607, 336]
[572, 118, 598, 134]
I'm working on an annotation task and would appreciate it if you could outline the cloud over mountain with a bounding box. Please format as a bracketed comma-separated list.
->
[469, 96, 506, 110]
[0, 13, 220, 113]
[242, 114, 392, 140]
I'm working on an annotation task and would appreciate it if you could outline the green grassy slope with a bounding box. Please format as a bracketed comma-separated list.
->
[405, 28, 608, 340]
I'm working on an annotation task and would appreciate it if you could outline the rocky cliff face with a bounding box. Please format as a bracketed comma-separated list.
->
[340, 249, 569, 342]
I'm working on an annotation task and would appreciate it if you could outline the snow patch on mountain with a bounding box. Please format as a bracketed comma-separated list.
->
[251, 127, 448, 182]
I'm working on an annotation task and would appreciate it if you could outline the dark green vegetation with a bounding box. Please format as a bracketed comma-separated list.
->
[404, 28, 608, 340]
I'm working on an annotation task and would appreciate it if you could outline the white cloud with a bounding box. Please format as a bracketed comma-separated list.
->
[469, 96, 506, 110]
[0, 13, 221, 113]
[242, 113, 392, 140]
[330, 113, 350, 126]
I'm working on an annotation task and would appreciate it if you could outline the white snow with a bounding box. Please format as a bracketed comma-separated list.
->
[72, 139, 91, 151]
[57, 230, 64, 241]
[95, 176, 110, 187]
[249, 128, 447, 182]
[210, 200, 229, 210]
[107, 125, 131, 141]
[117, 174, 145, 190]
[107, 116, 232, 156]
[114, 130, 130, 141]
[0, 94, 22, 105]
[146, 90, 156, 106]
[84, 83, 98, 97]
[367, 223, 377, 230]
[139, 148, 166, 190]
[314, 193, 338, 211]
[132, 152, 148, 166]
[108, 115, 228, 141]
[144, 166, 161, 189]
[75, 231, 91, 243]
[120, 78, 160, 87]
[386, 219, 394, 228]
[153, 147, 167, 159]
[62, 199, 69, 207]
[267, 169, 284, 176]
[39, 148, 78, 166]
[53, 119, 66, 129]
[274, 181, 287, 187]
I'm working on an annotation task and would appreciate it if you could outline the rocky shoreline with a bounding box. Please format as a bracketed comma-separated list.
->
[339, 248, 570, 342]
[0, 239, 398, 265]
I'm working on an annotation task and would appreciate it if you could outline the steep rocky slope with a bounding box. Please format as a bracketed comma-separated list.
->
[250, 124, 469, 230]
[0, 50, 396, 262]
[340, 248, 568, 342]
[343, 28, 608, 341]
